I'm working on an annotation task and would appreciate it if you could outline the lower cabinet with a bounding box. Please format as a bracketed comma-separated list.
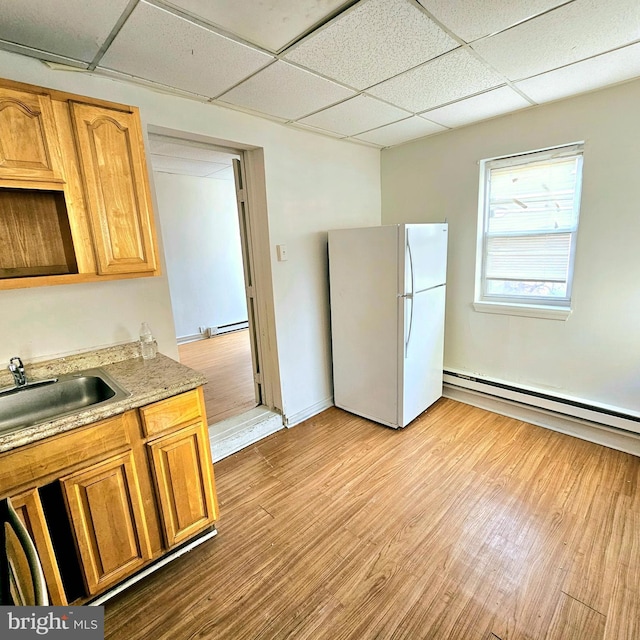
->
[61, 451, 153, 595]
[148, 422, 217, 547]
[0, 386, 217, 603]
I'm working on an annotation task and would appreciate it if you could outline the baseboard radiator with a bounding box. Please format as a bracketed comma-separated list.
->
[177, 321, 249, 344]
[443, 370, 640, 437]
[204, 321, 249, 337]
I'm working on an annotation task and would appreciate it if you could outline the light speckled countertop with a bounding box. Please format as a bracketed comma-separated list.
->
[0, 343, 207, 453]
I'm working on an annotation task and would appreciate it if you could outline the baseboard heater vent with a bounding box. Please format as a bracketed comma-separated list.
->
[204, 321, 249, 338]
[443, 370, 640, 435]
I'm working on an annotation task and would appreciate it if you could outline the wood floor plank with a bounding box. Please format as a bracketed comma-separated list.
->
[562, 486, 625, 615]
[178, 330, 256, 424]
[603, 507, 640, 640]
[545, 592, 605, 640]
[104, 400, 640, 640]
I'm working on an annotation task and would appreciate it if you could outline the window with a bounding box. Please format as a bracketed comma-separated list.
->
[475, 143, 584, 319]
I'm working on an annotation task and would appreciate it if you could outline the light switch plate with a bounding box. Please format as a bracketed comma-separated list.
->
[277, 244, 288, 261]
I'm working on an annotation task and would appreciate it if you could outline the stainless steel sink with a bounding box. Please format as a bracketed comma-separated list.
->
[0, 368, 130, 435]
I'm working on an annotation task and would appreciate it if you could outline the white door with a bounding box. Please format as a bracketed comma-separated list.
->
[233, 158, 262, 405]
[402, 224, 448, 294]
[398, 285, 446, 427]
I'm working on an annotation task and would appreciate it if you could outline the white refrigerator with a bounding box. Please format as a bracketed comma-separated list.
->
[328, 223, 448, 428]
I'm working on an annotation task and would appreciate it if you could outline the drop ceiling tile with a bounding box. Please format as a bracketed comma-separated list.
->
[355, 116, 446, 146]
[423, 86, 531, 128]
[288, 122, 346, 138]
[97, 67, 212, 100]
[148, 136, 235, 164]
[367, 48, 505, 113]
[284, 0, 458, 90]
[0, 40, 89, 68]
[297, 94, 410, 136]
[515, 42, 640, 103]
[0, 0, 131, 63]
[150, 154, 229, 177]
[219, 61, 356, 120]
[99, 1, 274, 98]
[163, 0, 352, 52]
[417, 0, 565, 43]
[472, 0, 640, 81]
[349, 138, 385, 149]
[207, 166, 236, 180]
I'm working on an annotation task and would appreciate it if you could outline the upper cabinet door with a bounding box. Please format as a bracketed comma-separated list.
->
[0, 86, 64, 184]
[70, 103, 158, 275]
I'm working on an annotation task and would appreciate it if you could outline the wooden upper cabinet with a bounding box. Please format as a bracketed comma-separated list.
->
[0, 77, 162, 289]
[0, 86, 64, 184]
[70, 102, 158, 275]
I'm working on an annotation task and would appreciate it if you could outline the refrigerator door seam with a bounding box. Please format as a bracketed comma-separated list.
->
[412, 283, 446, 295]
[400, 283, 445, 298]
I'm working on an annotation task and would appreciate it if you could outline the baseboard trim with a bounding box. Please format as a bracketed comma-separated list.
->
[177, 322, 249, 345]
[176, 333, 203, 345]
[208, 406, 283, 462]
[443, 383, 640, 457]
[443, 369, 639, 432]
[283, 396, 334, 428]
[89, 527, 217, 606]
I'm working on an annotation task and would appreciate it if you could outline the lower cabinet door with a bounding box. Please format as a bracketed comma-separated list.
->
[10, 489, 67, 605]
[61, 451, 152, 595]
[148, 422, 217, 548]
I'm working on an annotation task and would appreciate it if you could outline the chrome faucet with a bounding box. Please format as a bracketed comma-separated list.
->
[9, 357, 27, 387]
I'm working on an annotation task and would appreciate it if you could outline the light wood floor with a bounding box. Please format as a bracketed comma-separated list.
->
[104, 400, 640, 640]
[178, 330, 257, 424]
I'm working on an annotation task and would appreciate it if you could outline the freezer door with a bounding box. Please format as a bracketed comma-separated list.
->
[398, 285, 446, 427]
[402, 224, 448, 294]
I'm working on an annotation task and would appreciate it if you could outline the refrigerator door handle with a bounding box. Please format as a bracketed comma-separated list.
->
[404, 232, 415, 359]
[404, 294, 414, 359]
[406, 229, 415, 298]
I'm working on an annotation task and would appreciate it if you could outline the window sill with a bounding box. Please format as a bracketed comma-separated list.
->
[473, 301, 572, 320]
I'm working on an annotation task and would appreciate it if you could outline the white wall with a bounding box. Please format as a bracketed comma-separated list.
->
[381, 79, 640, 413]
[0, 51, 381, 422]
[153, 172, 247, 340]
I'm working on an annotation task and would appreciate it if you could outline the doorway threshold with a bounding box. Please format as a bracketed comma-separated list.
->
[208, 405, 283, 462]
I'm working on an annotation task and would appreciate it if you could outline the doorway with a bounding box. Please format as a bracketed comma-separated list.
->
[147, 132, 274, 425]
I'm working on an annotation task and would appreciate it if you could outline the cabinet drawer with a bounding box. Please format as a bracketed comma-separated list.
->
[0, 413, 131, 496]
[139, 389, 203, 438]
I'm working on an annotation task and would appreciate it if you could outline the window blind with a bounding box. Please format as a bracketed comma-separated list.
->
[479, 145, 584, 305]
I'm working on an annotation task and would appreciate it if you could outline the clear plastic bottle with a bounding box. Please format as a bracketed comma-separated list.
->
[139, 322, 157, 360]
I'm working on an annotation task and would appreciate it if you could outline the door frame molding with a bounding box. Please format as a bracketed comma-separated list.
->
[146, 126, 283, 416]
[235, 150, 283, 413]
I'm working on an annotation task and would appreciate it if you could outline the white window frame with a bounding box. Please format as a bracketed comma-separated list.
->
[474, 143, 584, 320]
